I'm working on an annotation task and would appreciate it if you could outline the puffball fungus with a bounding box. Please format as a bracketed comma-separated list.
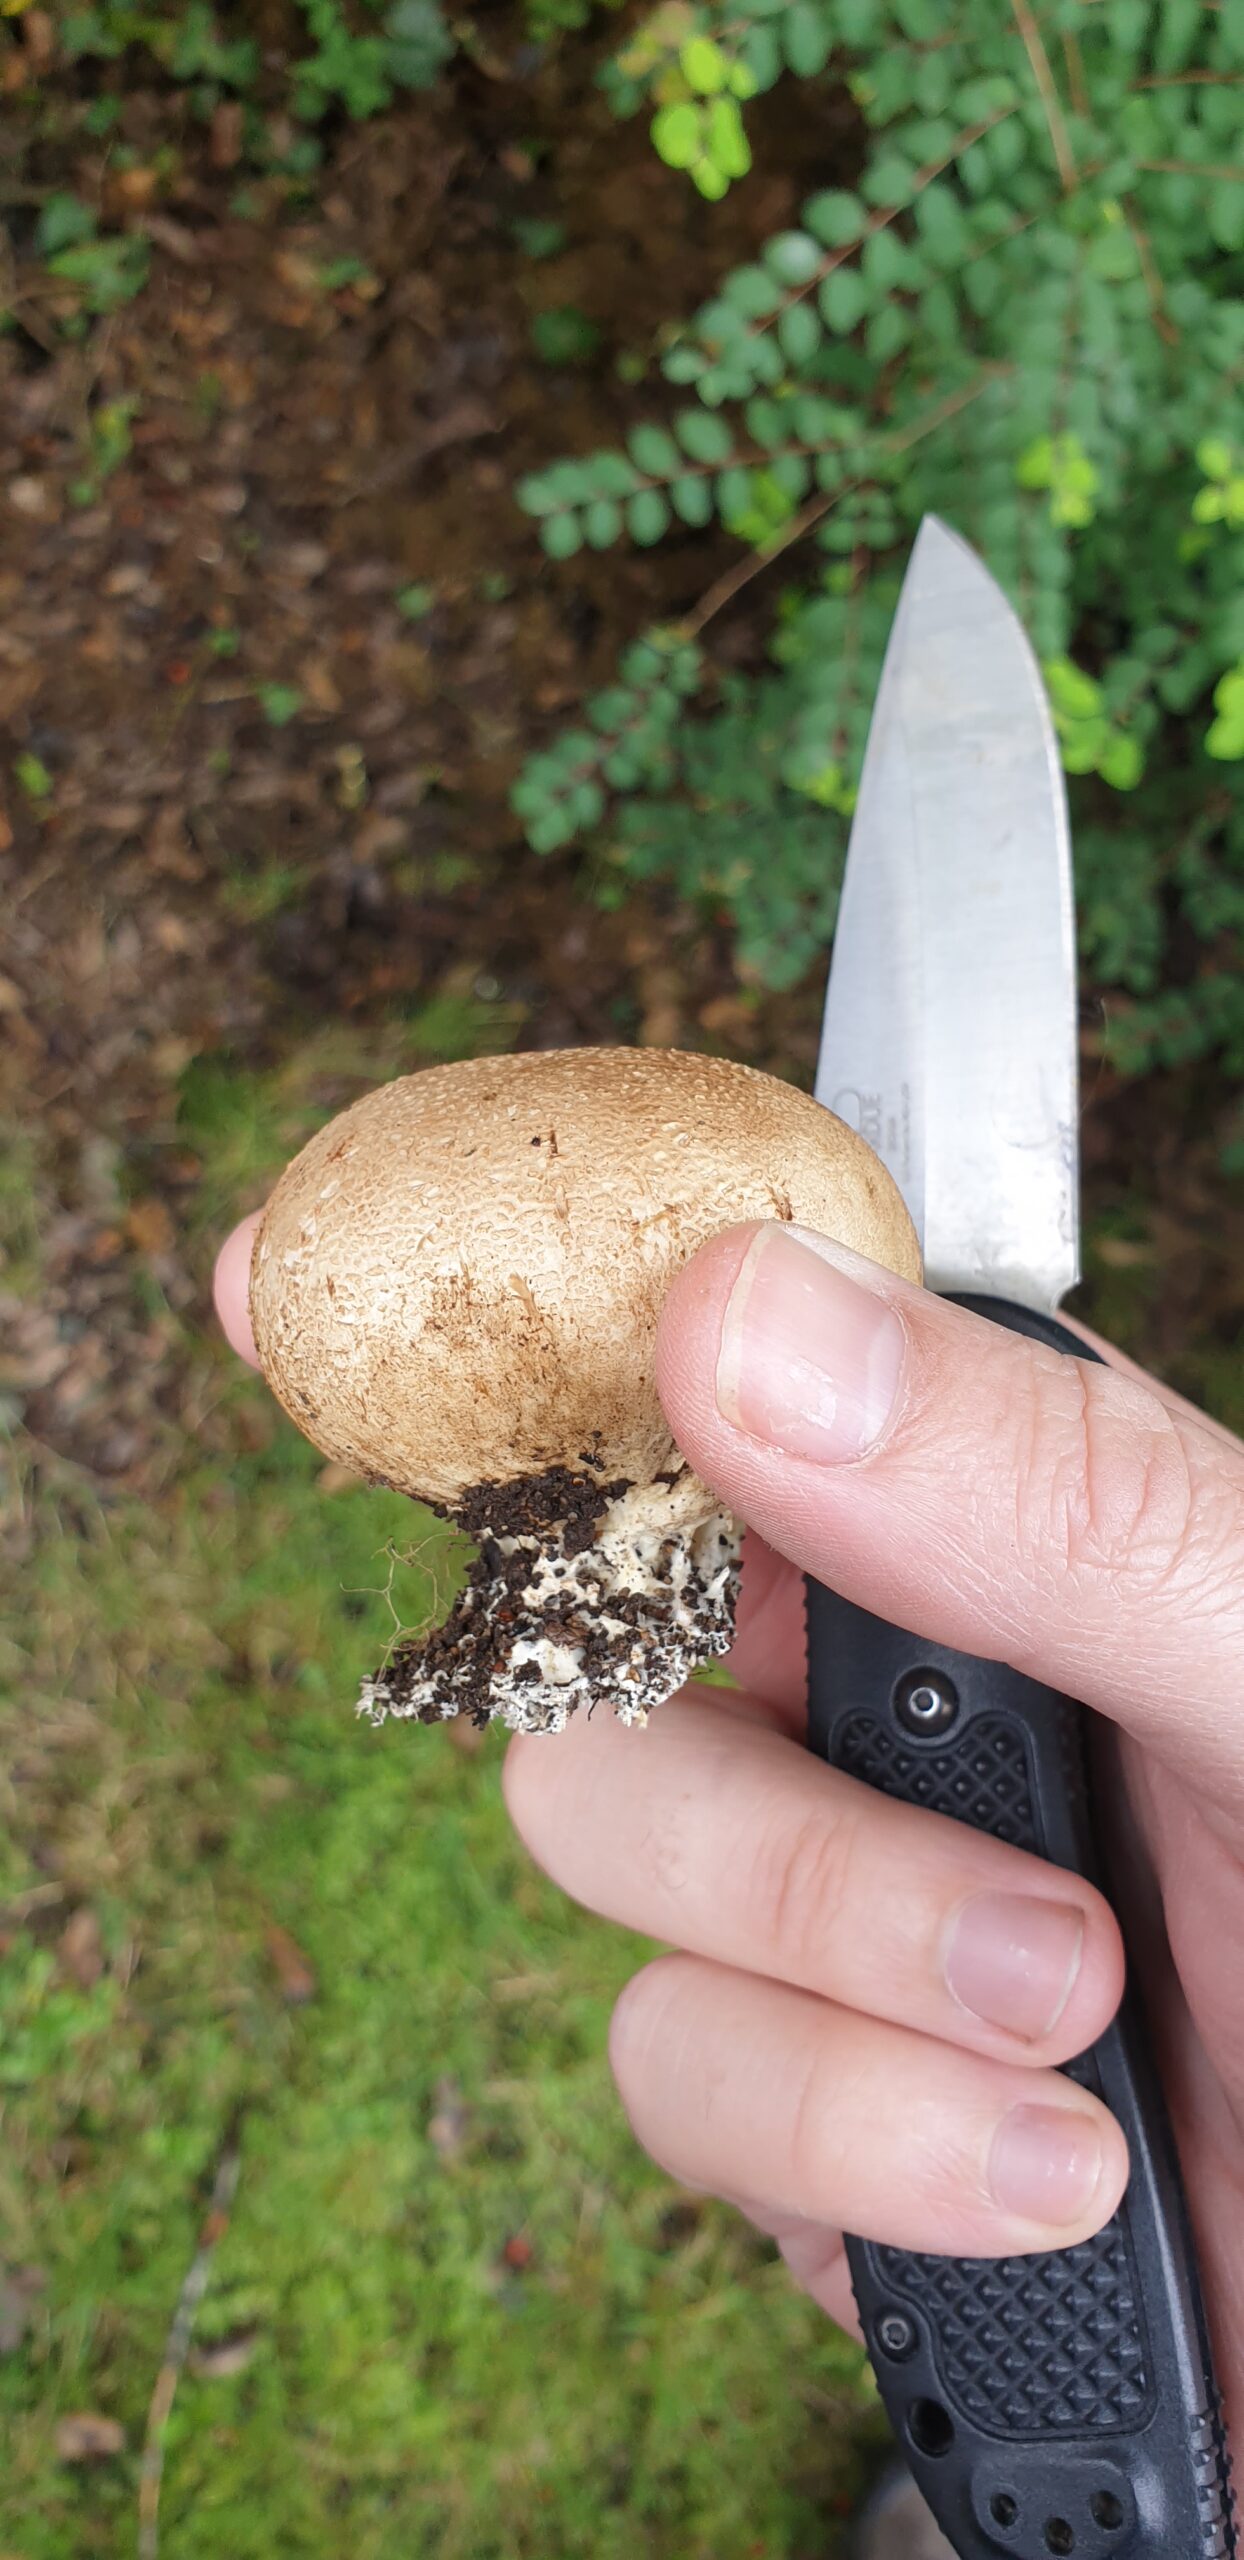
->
[249, 1047, 920, 1735]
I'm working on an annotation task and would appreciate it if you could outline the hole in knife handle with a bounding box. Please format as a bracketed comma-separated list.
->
[990, 2492, 1019, 2530]
[907, 2398, 954, 2458]
[1044, 2524, 1074, 2556]
[1089, 2493, 1123, 2532]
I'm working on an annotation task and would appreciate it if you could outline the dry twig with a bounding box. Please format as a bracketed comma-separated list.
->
[139, 2134, 243, 2560]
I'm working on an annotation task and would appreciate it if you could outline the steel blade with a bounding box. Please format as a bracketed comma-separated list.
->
[814, 515, 1078, 1312]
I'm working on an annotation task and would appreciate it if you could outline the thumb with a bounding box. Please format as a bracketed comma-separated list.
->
[655, 1222, 1244, 1796]
[213, 1212, 263, 1367]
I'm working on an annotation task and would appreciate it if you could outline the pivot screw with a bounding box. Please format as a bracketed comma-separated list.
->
[876, 2309, 918, 2360]
[894, 1668, 960, 1738]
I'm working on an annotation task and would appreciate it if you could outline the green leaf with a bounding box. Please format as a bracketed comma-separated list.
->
[509, 217, 568, 261]
[723, 264, 784, 318]
[527, 806, 577, 853]
[865, 302, 909, 361]
[674, 409, 734, 465]
[257, 684, 304, 728]
[782, 3, 832, 76]
[819, 268, 868, 333]
[572, 781, 606, 828]
[745, 397, 786, 449]
[15, 751, 53, 802]
[627, 490, 671, 544]
[737, 23, 781, 89]
[716, 466, 755, 521]
[384, 0, 453, 88]
[769, 452, 811, 502]
[531, 307, 601, 365]
[583, 498, 623, 548]
[541, 512, 583, 559]
[671, 474, 714, 526]
[804, 191, 863, 249]
[860, 155, 914, 210]
[914, 181, 969, 269]
[705, 96, 751, 181]
[516, 472, 558, 517]
[47, 235, 150, 313]
[1209, 181, 1244, 256]
[1205, 710, 1244, 761]
[1045, 657, 1102, 719]
[651, 103, 703, 171]
[778, 302, 821, 366]
[36, 194, 97, 257]
[588, 452, 642, 497]
[628, 424, 681, 479]
[680, 35, 727, 95]
[764, 231, 823, 288]
[1098, 732, 1144, 791]
[1196, 438, 1234, 483]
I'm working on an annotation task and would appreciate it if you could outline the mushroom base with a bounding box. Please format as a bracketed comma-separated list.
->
[356, 1473, 743, 1736]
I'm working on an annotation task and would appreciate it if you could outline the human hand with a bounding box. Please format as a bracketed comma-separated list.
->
[213, 1211, 1244, 2442]
[499, 1222, 1244, 2446]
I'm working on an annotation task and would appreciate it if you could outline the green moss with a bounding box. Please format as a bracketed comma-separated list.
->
[1, 1373, 875, 2554]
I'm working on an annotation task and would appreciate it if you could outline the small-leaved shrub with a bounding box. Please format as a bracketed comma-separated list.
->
[58, 0, 452, 126]
[513, 0, 1244, 1111]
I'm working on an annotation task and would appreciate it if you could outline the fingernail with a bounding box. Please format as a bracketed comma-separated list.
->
[715, 1226, 905, 1465]
[944, 1892, 1084, 2042]
[989, 2104, 1103, 2227]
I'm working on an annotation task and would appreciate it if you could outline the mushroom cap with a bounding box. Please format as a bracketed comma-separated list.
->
[249, 1047, 920, 1509]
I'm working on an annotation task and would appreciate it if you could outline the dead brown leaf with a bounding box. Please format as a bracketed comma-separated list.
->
[56, 2412, 126, 2463]
[0, 2265, 45, 2357]
[263, 1922, 317, 2006]
[125, 1199, 175, 1255]
[189, 2327, 260, 2380]
[23, 9, 55, 72]
[427, 2075, 471, 2162]
[210, 100, 245, 170]
[58, 1907, 103, 1990]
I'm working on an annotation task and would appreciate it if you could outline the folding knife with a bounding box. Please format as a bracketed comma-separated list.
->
[807, 518, 1236, 2560]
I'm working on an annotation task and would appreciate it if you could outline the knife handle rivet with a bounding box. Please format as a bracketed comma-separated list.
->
[876, 2309, 918, 2360]
[894, 1668, 960, 1739]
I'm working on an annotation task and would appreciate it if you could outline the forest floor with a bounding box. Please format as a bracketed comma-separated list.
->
[3, 13, 1243, 2556]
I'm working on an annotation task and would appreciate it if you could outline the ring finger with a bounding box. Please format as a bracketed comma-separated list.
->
[610, 1952, 1128, 2257]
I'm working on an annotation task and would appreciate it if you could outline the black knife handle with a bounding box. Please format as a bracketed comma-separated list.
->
[805, 1297, 1236, 2560]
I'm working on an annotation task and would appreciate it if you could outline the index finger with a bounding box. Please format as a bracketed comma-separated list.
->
[656, 1222, 1244, 1795]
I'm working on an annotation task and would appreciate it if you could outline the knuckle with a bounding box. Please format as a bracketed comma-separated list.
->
[753, 1793, 865, 1981]
[784, 2038, 868, 2214]
[608, 1952, 690, 2099]
[1012, 1355, 1222, 1605]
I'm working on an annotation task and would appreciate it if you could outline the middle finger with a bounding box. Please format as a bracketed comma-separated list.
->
[503, 1686, 1123, 2067]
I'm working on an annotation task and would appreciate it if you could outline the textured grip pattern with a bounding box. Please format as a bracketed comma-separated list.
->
[868, 2235, 1150, 2436]
[836, 1705, 1154, 2438]
[836, 1711, 1038, 1846]
[1191, 2397, 1238, 2558]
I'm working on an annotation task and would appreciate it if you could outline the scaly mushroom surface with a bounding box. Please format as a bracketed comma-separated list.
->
[250, 1047, 920, 1733]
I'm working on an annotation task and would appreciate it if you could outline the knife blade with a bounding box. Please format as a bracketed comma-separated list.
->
[805, 518, 1236, 2560]
[813, 514, 1077, 1311]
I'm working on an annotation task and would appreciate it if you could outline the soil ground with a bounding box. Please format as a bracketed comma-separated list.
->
[2, 16, 1243, 2553]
